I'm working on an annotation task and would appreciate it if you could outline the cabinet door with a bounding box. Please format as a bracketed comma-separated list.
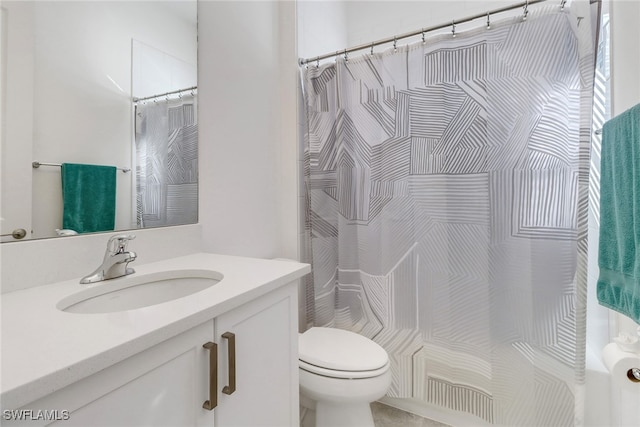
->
[9, 322, 215, 427]
[215, 282, 299, 427]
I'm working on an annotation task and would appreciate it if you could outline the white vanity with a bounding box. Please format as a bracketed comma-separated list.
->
[0, 253, 310, 426]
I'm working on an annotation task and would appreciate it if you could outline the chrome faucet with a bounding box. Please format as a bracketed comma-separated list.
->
[80, 234, 137, 284]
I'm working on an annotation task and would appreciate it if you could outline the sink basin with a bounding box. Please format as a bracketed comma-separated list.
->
[57, 269, 223, 314]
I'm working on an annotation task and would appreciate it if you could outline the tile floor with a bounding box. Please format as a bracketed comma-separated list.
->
[300, 401, 451, 427]
[371, 402, 451, 427]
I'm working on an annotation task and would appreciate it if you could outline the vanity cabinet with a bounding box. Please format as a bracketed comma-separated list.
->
[8, 283, 298, 427]
[214, 283, 298, 426]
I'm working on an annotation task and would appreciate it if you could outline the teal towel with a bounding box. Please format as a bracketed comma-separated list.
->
[61, 163, 116, 234]
[597, 103, 640, 323]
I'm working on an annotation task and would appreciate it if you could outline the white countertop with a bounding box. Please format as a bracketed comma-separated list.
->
[0, 253, 310, 410]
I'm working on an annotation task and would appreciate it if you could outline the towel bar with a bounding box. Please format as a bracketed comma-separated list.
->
[32, 161, 130, 173]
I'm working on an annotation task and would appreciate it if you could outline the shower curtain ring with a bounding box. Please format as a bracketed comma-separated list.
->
[422, 29, 426, 44]
[316, 57, 320, 68]
[393, 36, 397, 52]
[486, 12, 491, 29]
[523, 0, 529, 21]
[452, 20, 457, 38]
[371, 42, 374, 55]
[560, 0, 567, 10]
[344, 49, 348, 62]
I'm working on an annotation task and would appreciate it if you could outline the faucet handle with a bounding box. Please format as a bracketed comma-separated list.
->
[107, 233, 136, 254]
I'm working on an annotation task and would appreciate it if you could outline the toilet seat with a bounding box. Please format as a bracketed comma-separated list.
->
[299, 327, 389, 379]
[299, 359, 390, 379]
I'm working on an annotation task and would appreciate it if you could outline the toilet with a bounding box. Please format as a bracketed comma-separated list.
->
[298, 327, 392, 427]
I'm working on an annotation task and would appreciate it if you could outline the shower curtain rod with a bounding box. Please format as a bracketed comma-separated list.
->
[132, 85, 197, 103]
[299, 0, 557, 66]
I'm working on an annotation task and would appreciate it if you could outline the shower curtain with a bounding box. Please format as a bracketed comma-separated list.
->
[135, 95, 198, 228]
[302, 8, 593, 426]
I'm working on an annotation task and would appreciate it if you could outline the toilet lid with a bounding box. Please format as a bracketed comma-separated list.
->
[299, 327, 388, 372]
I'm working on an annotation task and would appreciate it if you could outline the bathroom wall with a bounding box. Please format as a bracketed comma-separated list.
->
[343, 0, 528, 46]
[299, 0, 528, 61]
[298, 0, 348, 59]
[0, 224, 203, 294]
[1, 1, 34, 241]
[611, 0, 640, 116]
[132, 40, 196, 101]
[198, 0, 299, 260]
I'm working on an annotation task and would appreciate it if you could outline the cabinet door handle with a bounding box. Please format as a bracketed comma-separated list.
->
[222, 332, 236, 395]
[202, 342, 218, 410]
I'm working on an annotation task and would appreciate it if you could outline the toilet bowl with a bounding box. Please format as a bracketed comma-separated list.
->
[299, 327, 391, 427]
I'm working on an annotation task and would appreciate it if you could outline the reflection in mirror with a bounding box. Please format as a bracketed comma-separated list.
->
[133, 40, 198, 229]
[0, 1, 198, 242]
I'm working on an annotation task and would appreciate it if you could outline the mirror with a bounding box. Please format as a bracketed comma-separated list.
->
[0, 0, 198, 242]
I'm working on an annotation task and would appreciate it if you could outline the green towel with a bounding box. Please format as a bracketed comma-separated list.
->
[597, 103, 640, 323]
[61, 163, 117, 234]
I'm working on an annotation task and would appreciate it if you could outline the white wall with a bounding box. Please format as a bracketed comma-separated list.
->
[198, 0, 298, 260]
[298, 0, 528, 63]
[611, 0, 640, 117]
[297, 0, 347, 59]
[0, 224, 203, 293]
[132, 40, 196, 100]
[344, 1, 522, 46]
[1, 2, 34, 242]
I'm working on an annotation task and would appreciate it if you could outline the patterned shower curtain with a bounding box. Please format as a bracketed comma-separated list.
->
[302, 8, 593, 426]
[135, 95, 198, 228]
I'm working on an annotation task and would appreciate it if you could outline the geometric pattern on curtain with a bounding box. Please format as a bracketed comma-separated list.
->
[135, 95, 198, 228]
[302, 9, 593, 426]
